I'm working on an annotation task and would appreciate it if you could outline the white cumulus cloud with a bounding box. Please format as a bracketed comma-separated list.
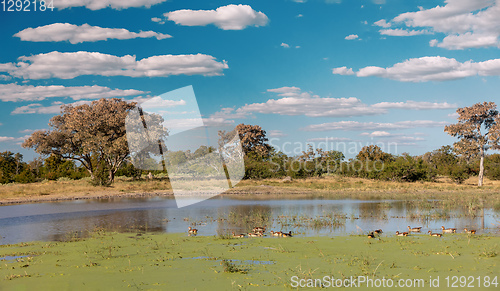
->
[205, 86, 458, 124]
[374, 19, 391, 28]
[164, 4, 269, 30]
[302, 120, 449, 132]
[379, 28, 432, 36]
[0, 136, 15, 142]
[372, 100, 456, 110]
[332, 66, 354, 75]
[345, 34, 359, 40]
[386, 0, 500, 49]
[0, 83, 145, 102]
[55, 0, 167, 10]
[432, 32, 499, 50]
[151, 17, 164, 24]
[307, 137, 352, 142]
[11, 101, 91, 115]
[139, 96, 186, 109]
[333, 56, 500, 82]
[360, 131, 426, 143]
[268, 130, 288, 138]
[241, 88, 385, 118]
[0, 51, 229, 80]
[14, 23, 171, 44]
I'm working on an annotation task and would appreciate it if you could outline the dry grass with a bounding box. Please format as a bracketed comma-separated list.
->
[233, 175, 500, 191]
[226, 175, 500, 207]
[0, 176, 173, 204]
[1, 174, 499, 206]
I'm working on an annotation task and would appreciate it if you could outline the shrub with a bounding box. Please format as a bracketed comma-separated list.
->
[116, 162, 142, 180]
[89, 160, 112, 187]
[381, 155, 435, 182]
[486, 154, 500, 180]
[13, 170, 35, 184]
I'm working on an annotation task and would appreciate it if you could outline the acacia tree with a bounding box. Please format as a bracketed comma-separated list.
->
[220, 124, 271, 157]
[356, 145, 392, 162]
[23, 98, 139, 184]
[444, 102, 500, 187]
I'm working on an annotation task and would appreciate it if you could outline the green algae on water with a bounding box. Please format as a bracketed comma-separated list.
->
[0, 232, 498, 290]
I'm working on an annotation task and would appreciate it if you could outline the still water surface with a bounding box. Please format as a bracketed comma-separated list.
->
[0, 196, 498, 244]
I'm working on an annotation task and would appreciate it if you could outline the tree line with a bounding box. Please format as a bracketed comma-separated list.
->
[0, 99, 498, 186]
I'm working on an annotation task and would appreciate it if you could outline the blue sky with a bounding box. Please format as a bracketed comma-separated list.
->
[1, 0, 500, 160]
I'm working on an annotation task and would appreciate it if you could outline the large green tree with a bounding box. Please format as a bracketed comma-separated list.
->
[445, 102, 500, 187]
[23, 98, 140, 184]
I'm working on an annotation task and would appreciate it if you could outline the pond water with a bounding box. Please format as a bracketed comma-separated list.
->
[0, 196, 498, 245]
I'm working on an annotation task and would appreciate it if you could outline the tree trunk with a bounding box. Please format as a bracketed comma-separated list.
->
[86, 168, 95, 180]
[109, 170, 115, 183]
[478, 145, 484, 187]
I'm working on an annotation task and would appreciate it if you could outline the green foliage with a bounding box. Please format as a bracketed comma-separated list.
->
[115, 161, 142, 179]
[381, 154, 436, 182]
[43, 155, 86, 181]
[243, 154, 278, 179]
[297, 145, 345, 177]
[0, 151, 17, 183]
[485, 154, 500, 180]
[356, 145, 393, 162]
[6, 120, 497, 184]
[338, 149, 436, 183]
[13, 169, 36, 184]
[89, 159, 113, 187]
[449, 163, 471, 184]
[428, 146, 458, 176]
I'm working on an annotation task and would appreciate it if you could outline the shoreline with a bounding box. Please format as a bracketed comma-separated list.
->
[0, 189, 316, 205]
[0, 190, 174, 206]
[1, 186, 499, 206]
[1, 175, 500, 206]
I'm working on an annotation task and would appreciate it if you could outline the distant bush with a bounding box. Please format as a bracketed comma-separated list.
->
[116, 162, 142, 180]
[338, 152, 436, 183]
[243, 156, 277, 179]
[381, 155, 436, 182]
[45, 171, 59, 181]
[449, 163, 471, 184]
[486, 154, 500, 180]
[89, 160, 112, 187]
[13, 170, 36, 184]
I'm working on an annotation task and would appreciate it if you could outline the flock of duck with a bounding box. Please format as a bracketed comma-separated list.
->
[188, 225, 477, 238]
[188, 226, 293, 238]
[368, 226, 477, 238]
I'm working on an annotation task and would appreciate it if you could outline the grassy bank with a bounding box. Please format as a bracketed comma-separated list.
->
[0, 231, 498, 290]
[1, 175, 500, 207]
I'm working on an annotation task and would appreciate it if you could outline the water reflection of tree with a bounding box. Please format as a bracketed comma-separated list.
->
[217, 205, 272, 235]
[48, 209, 165, 241]
[357, 202, 389, 220]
